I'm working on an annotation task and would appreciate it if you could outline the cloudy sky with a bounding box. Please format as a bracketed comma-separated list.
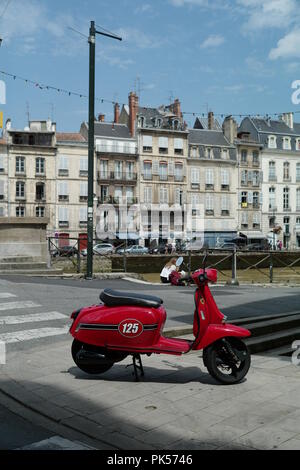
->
[0, 0, 299, 131]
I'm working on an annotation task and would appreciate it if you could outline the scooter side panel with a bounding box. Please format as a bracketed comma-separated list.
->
[70, 304, 166, 349]
[194, 323, 251, 350]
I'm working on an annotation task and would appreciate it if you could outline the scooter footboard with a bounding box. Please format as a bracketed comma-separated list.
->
[195, 323, 250, 351]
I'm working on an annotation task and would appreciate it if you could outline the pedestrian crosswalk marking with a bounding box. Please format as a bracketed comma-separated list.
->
[18, 436, 95, 450]
[0, 326, 70, 343]
[0, 293, 17, 299]
[0, 311, 67, 325]
[0, 301, 41, 311]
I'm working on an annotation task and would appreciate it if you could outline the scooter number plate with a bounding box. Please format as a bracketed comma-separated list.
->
[118, 319, 144, 338]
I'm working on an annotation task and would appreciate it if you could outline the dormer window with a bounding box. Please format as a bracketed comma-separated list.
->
[206, 148, 213, 159]
[268, 135, 277, 149]
[221, 149, 229, 159]
[296, 138, 300, 151]
[156, 118, 162, 127]
[283, 137, 291, 150]
[172, 119, 179, 130]
[138, 116, 145, 128]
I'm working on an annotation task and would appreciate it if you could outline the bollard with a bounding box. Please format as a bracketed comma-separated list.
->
[269, 253, 273, 283]
[77, 239, 81, 274]
[123, 239, 127, 273]
[47, 238, 52, 268]
[226, 247, 239, 286]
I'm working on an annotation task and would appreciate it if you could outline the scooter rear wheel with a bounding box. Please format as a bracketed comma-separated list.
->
[203, 337, 251, 385]
[71, 339, 114, 375]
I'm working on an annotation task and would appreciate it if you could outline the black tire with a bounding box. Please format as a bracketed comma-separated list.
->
[71, 339, 114, 375]
[203, 337, 251, 385]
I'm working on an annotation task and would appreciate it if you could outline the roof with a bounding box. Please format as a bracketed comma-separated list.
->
[84, 122, 133, 139]
[56, 133, 86, 142]
[194, 117, 221, 131]
[188, 129, 236, 161]
[137, 106, 186, 131]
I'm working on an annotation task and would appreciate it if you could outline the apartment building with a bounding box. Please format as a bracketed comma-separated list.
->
[188, 115, 238, 248]
[120, 93, 188, 246]
[239, 113, 300, 249]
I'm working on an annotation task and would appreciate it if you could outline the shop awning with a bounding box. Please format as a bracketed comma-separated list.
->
[239, 231, 267, 240]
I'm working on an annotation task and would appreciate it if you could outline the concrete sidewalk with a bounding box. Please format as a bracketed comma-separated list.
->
[1, 344, 300, 450]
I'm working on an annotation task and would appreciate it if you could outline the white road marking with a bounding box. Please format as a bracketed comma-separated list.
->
[18, 436, 95, 450]
[0, 301, 41, 311]
[0, 326, 70, 343]
[0, 311, 67, 325]
[0, 293, 17, 299]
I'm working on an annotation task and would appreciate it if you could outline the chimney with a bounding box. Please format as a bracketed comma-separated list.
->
[129, 91, 138, 136]
[172, 98, 181, 118]
[281, 112, 294, 129]
[114, 102, 120, 124]
[98, 114, 105, 122]
[222, 115, 238, 144]
[208, 111, 214, 130]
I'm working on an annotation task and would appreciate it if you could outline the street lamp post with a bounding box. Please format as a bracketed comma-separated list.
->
[86, 21, 122, 280]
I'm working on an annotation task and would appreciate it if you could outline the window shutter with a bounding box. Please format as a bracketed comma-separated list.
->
[153, 161, 159, 175]
[168, 162, 174, 176]
[59, 156, 69, 170]
[248, 191, 253, 204]
[79, 207, 87, 222]
[175, 188, 180, 204]
[248, 170, 253, 182]
[0, 155, 4, 170]
[174, 138, 183, 149]
[0, 180, 4, 195]
[221, 169, 229, 185]
[221, 195, 229, 210]
[259, 192, 263, 205]
[158, 137, 168, 148]
[143, 135, 152, 147]
[206, 169, 214, 184]
[238, 191, 242, 204]
[59, 207, 69, 221]
[80, 158, 88, 171]
[80, 182, 88, 197]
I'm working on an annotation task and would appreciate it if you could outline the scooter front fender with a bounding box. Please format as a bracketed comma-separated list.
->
[195, 323, 251, 351]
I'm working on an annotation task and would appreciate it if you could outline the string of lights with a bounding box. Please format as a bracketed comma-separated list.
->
[1, 69, 299, 120]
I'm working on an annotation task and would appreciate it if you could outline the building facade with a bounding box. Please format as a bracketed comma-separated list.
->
[239, 113, 300, 249]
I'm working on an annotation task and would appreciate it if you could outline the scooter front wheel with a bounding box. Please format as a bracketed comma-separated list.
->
[203, 337, 251, 385]
[71, 339, 114, 375]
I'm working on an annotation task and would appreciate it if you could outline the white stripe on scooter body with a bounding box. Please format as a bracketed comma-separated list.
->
[0, 326, 70, 343]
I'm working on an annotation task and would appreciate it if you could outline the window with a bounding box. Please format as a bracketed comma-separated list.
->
[241, 150, 247, 163]
[175, 188, 183, 206]
[283, 137, 291, 150]
[283, 187, 290, 210]
[36, 157, 45, 175]
[191, 167, 200, 187]
[174, 138, 183, 155]
[297, 163, 300, 182]
[241, 212, 248, 228]
[58, 207, 69, 227]
[159, 162, 168, 181]
[36, 183, 45, 201]
[206, 148, 213, 159]
[205, 194, 214, 215]
[126, 162, 134, 180]
[269, 161, 276, 181]
[143, 135, 152, 152]
[36, 206, 45, 218]
[114, 161, 123, 180]
[174, 163, 183, 182]
[241, 191, 247, 207]
[80, 182, 88, 201]
[158, 137, 168, 154]
[159, 187, 168, 204]
[284, 216, 290, 234]
[205, 169, 214, 189]
[114, 187, 122, 202]
[253, 191, 259, 208]
[221, 195, 230, 216]
[221, 169, 229, 189]
[221, 149, 228, 160]
[283, 162, 290, 181]
[253, 212, 260, 228]
[172, 119, 180, 130]
[0, 155, 4, 173]
[58, 182, 69, 201]
[79, 207, 87, 226]
[241, 170, 247, 186]
[99, 160, 108, 179]
[269, 187, 276, 210]
[191, 147, 198, 158]
[58, 156, 69, 176]
[16, 206, 25, 217]
[100, 185, 108, 203]
[126, 187, 134, 204]
[268, 136, 277, 149]
[0, 181, 4, 200]
[138, 116, 145, 128]
[80, 158, 88, 176]
[253, 151, 259, 165]
[16, 156, 25, 174]
[252, 171, 260, 186]
[16, 181, 25, 199]
[297, 188, 300, 211]
[269, 216, 276, 228]
[143, 161, 152, 180]
[144, 187, 152, 203]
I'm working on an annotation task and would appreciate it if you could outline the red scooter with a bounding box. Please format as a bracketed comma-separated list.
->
[70, 259, 251, 384]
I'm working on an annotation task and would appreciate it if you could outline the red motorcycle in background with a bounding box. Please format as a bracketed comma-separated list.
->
[70, 256, 251, 384]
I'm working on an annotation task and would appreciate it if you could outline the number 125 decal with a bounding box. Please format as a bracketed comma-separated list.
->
[118, 319, 143, 338]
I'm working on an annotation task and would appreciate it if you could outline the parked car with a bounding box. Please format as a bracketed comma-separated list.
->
[127, 245, 149, 255]
[149, 243, 167, 254]
[216, 243, 237, 251]
[81, 243, 115, 256]
[58, 245, 78, 257]
[244, 243, 265, 252]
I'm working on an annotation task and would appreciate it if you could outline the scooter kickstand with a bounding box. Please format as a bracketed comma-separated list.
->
[128, 354, 144, 381]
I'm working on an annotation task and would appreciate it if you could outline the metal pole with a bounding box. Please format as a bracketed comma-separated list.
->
[226, 246, 239, 286]
[188, 250, 191, 277]
[269, 252, 273, 283]
[86, 21, 96, 280]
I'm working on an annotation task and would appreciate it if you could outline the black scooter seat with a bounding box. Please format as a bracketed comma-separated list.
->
[100, 288, 163, 309]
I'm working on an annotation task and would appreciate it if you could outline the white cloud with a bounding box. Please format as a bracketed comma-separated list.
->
[269, 29, 300, 60]
[237, 0, 298, 32]
[134, 4, 152, 14]
[200, 34, 225, 49]
[169, 0, 230, 9]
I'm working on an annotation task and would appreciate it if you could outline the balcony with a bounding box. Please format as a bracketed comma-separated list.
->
[58, 195, 69, 202]
[59, 221, 69, 228]
[15, 171, 26, 177]
[159, 148, 168, 154]
[221, 184, 229, 191]
[174, 174, 184, 182]
[205, 209, 214, 216]
[283, 206, 291, 212]
[96, 143, 137, 155]
[269, 175, 277, 182]
[269, 206, 277, 212]
[205, 184, 214, 190]
[191, 183, 200, 190]
[221, 210, 230, 216]
[159, 174, 168, 181]
[79, 170, 88, 177]
[79, 196, 88, 202]
[97, 171, 137, 182]
[143, 173, 152, 181]
[252, 160, 260, 167]
[98, 196, 138, 205]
